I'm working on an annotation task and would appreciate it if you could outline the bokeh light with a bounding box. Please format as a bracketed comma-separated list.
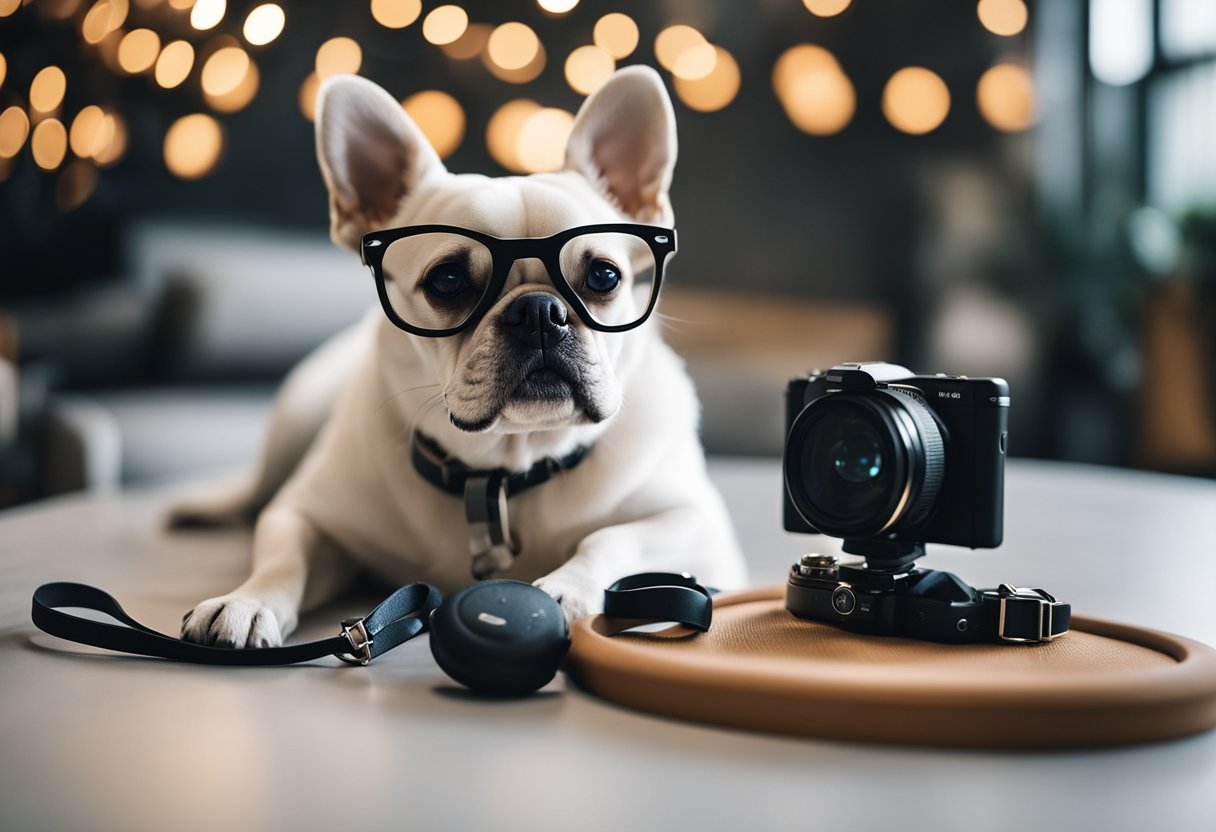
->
[190, 0, 225, 31]
[654, 25, 707, 72]
[164, 112, 224, 178]
[57, 159, 98, 211]
[486, 99, 541, 172]
[0, 106, 30, 158]
[440, 22, 490, 60]
[401, 90, 464, 158]
[773, 45, 854, 135]
[538, 0, 579, 13]
[94, 111, 127, 166]
[371, 0, 420, 29]
[802, 0, 852, 16]
[30, 66, 67, 113]
[516, 107, 575, 174]
[882, 67, 951, 135]
[977, 63, 1035, 131]
[0, 0, 20, 17]
[593, 13, 638, 59]
[977, 0, 1028, 37]
[298, 72, 319, 121]
[483, 42, 545, 84]
[201, 46, 249, 96]
[155, 40, 194, 88]
[32, 118, 68, 170]
[205, 58, 258, 113]
[673, 46, 740, 113]
[167, 0, 194, 8]
[564, 45, 614, 95]
[0, 52, 7, 89]
[117, 28, 160, 74]
[773, 44, 839, 96]
[422, 5, 467, 45]
[69, 105, 106, 156]
[315, 37, 362, 80]
[672, 42, 717, 81]
[243, 4, 284, 46]
[82, 1, 120, 44]
[487, 22, 540, 71]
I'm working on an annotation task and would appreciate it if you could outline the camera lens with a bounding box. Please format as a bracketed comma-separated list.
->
[831, 586, 857, 615]
[784, 390, 945, 538]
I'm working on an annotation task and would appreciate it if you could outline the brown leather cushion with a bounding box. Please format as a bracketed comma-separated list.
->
[567, 587, 1216, 748]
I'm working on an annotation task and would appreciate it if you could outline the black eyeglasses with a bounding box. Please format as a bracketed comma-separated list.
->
[361, 223, 677, 337]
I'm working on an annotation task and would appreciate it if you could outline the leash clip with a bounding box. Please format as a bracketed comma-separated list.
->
[465, 471, 517, 580]
[336, 617, 374, 665]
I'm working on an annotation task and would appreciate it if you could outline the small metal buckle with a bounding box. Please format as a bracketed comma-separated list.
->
[337, 617, 373, 665]
[997, 583, 1055, 644]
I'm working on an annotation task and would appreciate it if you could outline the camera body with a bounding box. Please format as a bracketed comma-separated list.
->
[783, 362, 1009, 550]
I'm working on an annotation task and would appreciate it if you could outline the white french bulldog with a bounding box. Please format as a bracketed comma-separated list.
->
[175, 67, 747, 649]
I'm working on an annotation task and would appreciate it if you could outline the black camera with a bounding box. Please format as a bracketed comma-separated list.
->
[781, 363, 1068, 645]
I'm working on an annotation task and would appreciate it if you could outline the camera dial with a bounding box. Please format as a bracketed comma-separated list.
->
[831, 585, 857, 616]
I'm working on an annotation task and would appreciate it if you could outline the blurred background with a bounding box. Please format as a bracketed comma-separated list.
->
[1, 0, 1214, 508]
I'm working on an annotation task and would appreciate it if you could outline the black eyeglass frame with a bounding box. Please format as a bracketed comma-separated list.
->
[360, 223, 677, 337]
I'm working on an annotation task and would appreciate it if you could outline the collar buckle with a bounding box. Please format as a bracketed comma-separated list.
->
[336, 617, 374, 665]
[997, 584, 1060, 644]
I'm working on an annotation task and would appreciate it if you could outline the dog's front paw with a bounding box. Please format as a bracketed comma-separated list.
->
[180, 596, 284, 648]
[532, 574, 602, 623]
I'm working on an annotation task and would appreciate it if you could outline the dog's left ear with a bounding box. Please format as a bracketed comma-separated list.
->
[315, 74, 446, 251]
[564, 66, 678, 225]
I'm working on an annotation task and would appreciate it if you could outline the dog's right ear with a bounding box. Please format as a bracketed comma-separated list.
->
[315, 74, 446, 251]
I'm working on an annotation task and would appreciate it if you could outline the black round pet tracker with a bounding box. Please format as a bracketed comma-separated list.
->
[428, 580, 571, 696]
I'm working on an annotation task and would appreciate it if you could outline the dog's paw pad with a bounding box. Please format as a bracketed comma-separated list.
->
[180, 596, 283, 648]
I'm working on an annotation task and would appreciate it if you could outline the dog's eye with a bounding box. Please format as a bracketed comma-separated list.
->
[584, 260, 621, 294]
[422, 262, 471, 300]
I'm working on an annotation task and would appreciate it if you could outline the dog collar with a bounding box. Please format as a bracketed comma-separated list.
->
[411, 433, 592, 580]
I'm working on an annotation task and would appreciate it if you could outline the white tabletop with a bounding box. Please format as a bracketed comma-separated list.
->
[2, 458, 1215, 832]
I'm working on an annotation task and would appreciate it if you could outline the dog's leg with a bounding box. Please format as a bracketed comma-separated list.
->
[180, 505, 353, 647]
[166, 320, 369, 529]
[534, 504, 748, 621]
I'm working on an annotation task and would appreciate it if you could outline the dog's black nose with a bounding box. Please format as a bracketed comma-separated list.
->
[503, 293, 569, 350]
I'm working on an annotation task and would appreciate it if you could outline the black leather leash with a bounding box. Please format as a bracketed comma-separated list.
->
[31, 581, 442, 666]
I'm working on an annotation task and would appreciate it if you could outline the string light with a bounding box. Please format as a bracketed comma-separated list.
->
[32, 118, 68, 170]
[773, 45, 854, 135]
[243, 4, 284, 46]
[977, 0, 1028, 37]
[422, 5, 468, 45]
[672, 42, 717, 81]
[565, 45, 614, 95]
[164, 113, 223, 178]
[401, 90, 464, 158]
[977, 63, 1035, 131]
[537, 0, 578, 14]
[487, 22, 539, 71]
[0, 52, 7, 90]
[0, 106, 30, 158]
[516, 107, 574, 173]
[593, 13, 638, 59]
[191, 0, 225, 31]
[315, 37, 362, 80]
[201, 46, 249, 96]
[483, 42, 545, 84]
[654, 25, 706, 72]
[69, 105, 106, 156]
[30, 67, 67, 113]
[673, 46, 740, 113]
[371, 0, 421, 29]
[0, 0, 20, 17]
[155, 40, 194, 88]
[802, 0, 852, 16]
[205, 59, 258, 112]
[440, 23, 490, 60]
[82, 2, 119, 44]
[117, 28, 161, 74]
[882, 67, 950, 135]
[486, 99, 540, 172]
[93, 111, 127, 166]
[298, 73, 319, 121]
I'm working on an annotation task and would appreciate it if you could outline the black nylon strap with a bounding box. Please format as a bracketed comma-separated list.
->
[600, 572, 714, 634]
[31, 581, 441, 666]
[411, 433, 590, 499]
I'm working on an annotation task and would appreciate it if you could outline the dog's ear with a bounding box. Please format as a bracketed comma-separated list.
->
[564, 66, 678, 225]
[315, 74, 446, 251]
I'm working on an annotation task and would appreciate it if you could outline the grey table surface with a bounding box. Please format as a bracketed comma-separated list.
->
[2, 458, 1215, 832]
